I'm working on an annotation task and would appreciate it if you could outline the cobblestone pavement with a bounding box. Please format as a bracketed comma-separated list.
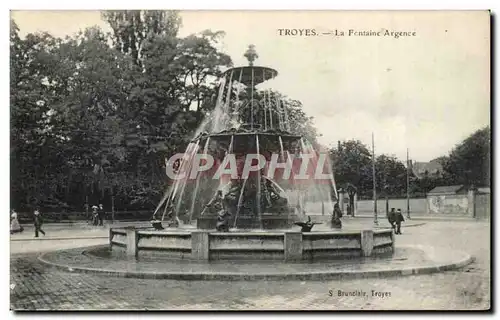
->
[10, 220, 490, 311]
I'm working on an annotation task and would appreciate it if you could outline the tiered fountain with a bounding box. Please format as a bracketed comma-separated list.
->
[109, 46, 394, 262]
[152, 44, 337, 230]
[39, 46, 471, 282]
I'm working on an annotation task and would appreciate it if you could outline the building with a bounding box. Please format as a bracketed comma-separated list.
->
[427, 185, 467, 196]
[412, 159, 443, 178]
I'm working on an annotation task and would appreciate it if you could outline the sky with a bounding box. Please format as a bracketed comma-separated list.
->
[10, 10, 491, 162]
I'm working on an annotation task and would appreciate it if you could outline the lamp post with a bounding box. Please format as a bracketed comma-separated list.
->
[384, 184, 389, 218]
[406, 148, 411, 219]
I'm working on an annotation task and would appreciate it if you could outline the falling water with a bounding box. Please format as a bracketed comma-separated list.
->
[233, 178, 249, 228]
[268, 91, 274, 129]
[152, 187, 170, 220]
[256, 134, 263, 229]
[263, 91, 268, 131]
[218, 135, 234, 192]
[278, 135, 285, 161]
[155, 142, 198, 221]
[189, 137, 211, 221]
[298, 138, 336, 214]
[195, 76, 227, 137]
[171, 143, 196, 200]
[303, 138, 338, 200]
[170, 140, 201, 220]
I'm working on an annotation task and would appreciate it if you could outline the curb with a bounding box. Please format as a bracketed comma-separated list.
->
[352, 215, 477, 221]
[11, 236, 108, 242]
[37, 246, 474, 281]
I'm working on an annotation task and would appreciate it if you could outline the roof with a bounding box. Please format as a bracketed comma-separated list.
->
[412, 159, 443, 177]
[427, 185, 465, 195]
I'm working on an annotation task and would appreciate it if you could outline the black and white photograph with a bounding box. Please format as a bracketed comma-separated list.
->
[8, 9, 491, 311]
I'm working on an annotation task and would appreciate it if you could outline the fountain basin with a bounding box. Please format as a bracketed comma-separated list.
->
[196, 214, 300, 230]
[109, 227, 395, 262]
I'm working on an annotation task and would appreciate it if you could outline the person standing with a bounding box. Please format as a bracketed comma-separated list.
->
[395, 209, 405, 235]
[10, 210, 23, 234]
[98, 204, 105, 226]
[91, 206, 99, 226]
[331, 202, 343, 229]
[34, 209, 45, 238]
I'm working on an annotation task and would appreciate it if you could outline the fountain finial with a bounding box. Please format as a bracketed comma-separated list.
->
[244, 44, 258, 66]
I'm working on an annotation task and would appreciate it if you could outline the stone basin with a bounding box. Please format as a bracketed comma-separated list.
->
[109, 227, 394, 262]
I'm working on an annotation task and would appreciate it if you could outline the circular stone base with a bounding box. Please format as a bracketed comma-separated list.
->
[38, 244, 473, 281]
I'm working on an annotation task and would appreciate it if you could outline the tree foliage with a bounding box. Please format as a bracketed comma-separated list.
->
[10, 11, 317, 212]
[12, 11, 488, 212]
[10, 11, 233, 211]
[329, 127, 490, 199]
[441, 126, 490, 187]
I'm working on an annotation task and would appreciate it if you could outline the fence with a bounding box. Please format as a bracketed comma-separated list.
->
[355, 198, 427, 215]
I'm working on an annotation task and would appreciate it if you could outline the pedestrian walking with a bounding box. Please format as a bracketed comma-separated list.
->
[98, 204, 105, 226]
[10, 209, 23, 234]
[34, 209, 45, 238]
[395, 209, 405, 234]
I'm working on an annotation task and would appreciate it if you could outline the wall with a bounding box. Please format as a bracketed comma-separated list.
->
[427, 194, 469, 215]
[355, 198, 427, 215]
[475, 194, 491, 219]
[355, 194, 486, 217]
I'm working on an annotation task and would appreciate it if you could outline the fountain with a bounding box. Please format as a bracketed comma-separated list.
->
[108, 46, 395, 262]
[151, 44, 337, 230]
[38, 47, 473, 281]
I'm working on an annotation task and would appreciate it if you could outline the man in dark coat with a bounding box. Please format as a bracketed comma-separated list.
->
[395, 209, 405, 234]
[34, 209, 45, 238]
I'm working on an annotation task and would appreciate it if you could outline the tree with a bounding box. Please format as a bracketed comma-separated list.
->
[375, 155, 407, 197]
[102, 10, 181, 67]
[175, 30, 233, 114]
[281, 97, 320, 145]
[441, 126, 491, 187]
[10, 20, 69, 210]
[10, 14, 319, 212]
[330, 140, 372, 197]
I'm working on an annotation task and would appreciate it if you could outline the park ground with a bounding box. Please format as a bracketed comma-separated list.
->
[10, 219, 490, 311]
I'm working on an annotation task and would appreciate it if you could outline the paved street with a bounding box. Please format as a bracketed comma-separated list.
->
[10, 220, 490, 310]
